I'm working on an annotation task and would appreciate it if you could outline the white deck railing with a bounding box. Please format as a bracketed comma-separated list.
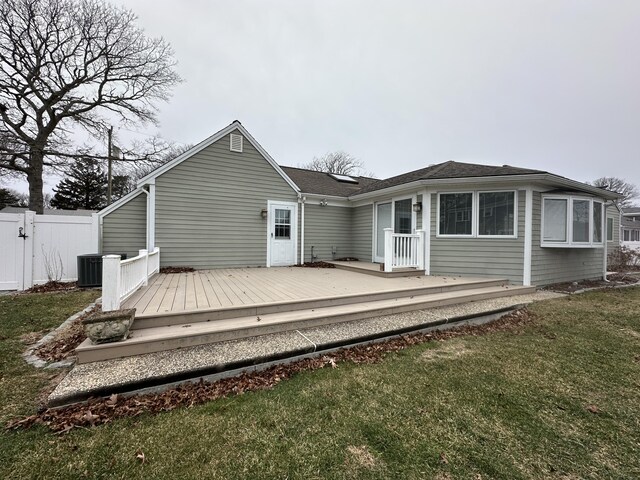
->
[102, 248, 160, 311]
[383, 229, 425, 273]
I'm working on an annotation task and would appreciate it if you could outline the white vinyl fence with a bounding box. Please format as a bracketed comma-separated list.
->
[0, 211, 99, 291]
[102, 248, 160, 311]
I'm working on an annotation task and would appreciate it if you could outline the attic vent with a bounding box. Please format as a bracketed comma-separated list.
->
[230, 133, 243, 153]
[329, 173, 358, 183]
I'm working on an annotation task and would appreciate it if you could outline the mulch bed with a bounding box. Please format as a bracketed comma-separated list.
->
[294, 261, 336, 268]
[159, 266, 196, 274]
[6, 308, 536, 434]
[31, 307, 98, 363]
[544, 274, 639, 293]
[25, 281, 79, 294]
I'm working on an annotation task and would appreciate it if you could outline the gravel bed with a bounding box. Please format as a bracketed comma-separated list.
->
[49, 291, 563, 404]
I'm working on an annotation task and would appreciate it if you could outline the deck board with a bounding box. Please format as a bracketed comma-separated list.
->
[122, 267, 497, 318]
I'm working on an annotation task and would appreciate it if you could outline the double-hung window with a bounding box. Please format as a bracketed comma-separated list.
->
[438, 191, 516, 238]
[541, 195, 604, 247]
[606, 217, 614, 242]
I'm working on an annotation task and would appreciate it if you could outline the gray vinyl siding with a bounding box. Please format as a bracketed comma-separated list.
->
[101, 192, 147, 258]
[430, 190, 526, 284]
[351, 204, 373, 261]
[154, 129, 297, 268]
[531, 191, 604, 285]
[303, 205, 352, 261]
[606, 206, 620, 259]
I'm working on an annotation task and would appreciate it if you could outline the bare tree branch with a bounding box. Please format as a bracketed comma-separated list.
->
[590, 177, 640, 208]
[299, 151, 374, 177]
[0, 0, 181, 212]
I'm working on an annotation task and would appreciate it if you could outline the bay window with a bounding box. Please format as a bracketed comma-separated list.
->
[541, 195, 604, 247]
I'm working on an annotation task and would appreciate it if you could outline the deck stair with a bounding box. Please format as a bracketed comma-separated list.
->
[76, 278, 535, 364]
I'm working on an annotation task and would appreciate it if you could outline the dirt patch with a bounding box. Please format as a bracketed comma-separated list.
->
[25, 281, 79, 294]
[6, 307, 537, 433]
[294, 261, 336, 268]
[420, 340, 468, 362]
[543, 275, 639, 293]
[345, 445, 378, 469]
[32, 306, 98, 362]
[621, 328, 640, 339]
[159, 266, 195, 274]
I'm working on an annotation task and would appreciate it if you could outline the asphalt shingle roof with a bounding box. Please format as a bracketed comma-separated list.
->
[280, 167, 378, 197]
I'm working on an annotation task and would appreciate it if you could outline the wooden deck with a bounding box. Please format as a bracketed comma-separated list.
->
[122, 266, 493, 317]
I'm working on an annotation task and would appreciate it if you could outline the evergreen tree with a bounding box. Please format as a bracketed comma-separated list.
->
[51, 159, 107, 210]
[0, 187, 20, 209]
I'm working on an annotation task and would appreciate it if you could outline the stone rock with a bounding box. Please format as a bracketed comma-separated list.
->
[83, 308, 135, 344]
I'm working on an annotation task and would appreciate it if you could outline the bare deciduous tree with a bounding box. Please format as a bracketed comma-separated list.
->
[300, 151, 373, 177]
[590, 177, 639, 208]
[0, 0, 181, 213]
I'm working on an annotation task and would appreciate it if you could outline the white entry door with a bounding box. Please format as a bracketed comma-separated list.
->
[268, 201, 298, 267]
[0, 213, 26, 290]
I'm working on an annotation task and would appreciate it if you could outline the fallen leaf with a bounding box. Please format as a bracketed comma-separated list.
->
[440, 452, 449, 464]
[135, 449, 146, 464]
[586, 404, 600, 414]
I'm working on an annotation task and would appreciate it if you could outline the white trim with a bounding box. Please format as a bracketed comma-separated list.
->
[147, 184, 156, 251]
[523, 188, 533, 286]
[348, 173, 621, 202]
[97, 188, 146, 218]
[266, 200, 299, 267]
[300, 197, 305, 264]
[136, 121, 300, 193]
[423, 189, 431, 275]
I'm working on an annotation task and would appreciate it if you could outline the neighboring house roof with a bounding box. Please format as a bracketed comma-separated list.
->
[353, 161, 545, 195]
[0, 206, 95, 216]
[280, 167, 378, 197]
[622, 207, 640, 215]
[622, 217, 640, 228]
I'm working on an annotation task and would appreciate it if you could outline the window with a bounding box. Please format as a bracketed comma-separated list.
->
[478, 191, 515, 236]
[394, 198, 412, 234]
[439, 193, 473, 235]
[607, 217, 614, 242]
[572, 199, 590, 243]
[437, 191, 517, 237]
[592, 202, 603, 243]
[543, 198, 567, 242]
[624, 230, 630, 242]
[274, 209, 291, 239]
[541, 195, 604, 247]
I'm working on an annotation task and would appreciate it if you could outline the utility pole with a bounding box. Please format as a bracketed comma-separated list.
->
[107, 126, 113, 205]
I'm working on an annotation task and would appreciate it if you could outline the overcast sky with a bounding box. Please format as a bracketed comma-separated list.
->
[8, 0, 640, 194]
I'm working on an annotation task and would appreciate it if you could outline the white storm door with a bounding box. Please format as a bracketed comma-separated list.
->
[374, 202, 392, 263]
[268, 201, 297, 267]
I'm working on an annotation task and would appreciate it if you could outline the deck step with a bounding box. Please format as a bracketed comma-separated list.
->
[131, 278, 511, 330]
[76, 284, 536, 364]
[328, 261, 422, 278]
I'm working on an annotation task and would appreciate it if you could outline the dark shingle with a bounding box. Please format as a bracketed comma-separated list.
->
[280, 167, 378, 197]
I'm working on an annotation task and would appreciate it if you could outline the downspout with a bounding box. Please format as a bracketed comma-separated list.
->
[300, 195, 306, 265]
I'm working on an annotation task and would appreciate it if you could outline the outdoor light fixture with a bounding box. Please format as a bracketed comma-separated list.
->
[261, 208, 267, 219]
[319, 199, 328, 207]
[412, 202, 422, 213]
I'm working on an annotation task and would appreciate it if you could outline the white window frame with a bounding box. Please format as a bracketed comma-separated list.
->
[436, 190, 518, 239]
[540, 194, 604, 248]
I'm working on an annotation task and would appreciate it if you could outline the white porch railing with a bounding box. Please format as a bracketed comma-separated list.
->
[383, 228, 425, 273]
[102, 247, 160, 311]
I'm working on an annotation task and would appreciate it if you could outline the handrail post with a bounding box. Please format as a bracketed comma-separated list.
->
[416, 229, 425, 270]
[384, 228, 393, 272]
[139, 249, 149, 286]
[102, 255, 122, 312]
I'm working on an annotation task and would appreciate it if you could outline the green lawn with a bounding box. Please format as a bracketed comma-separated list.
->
[1, 288, 639, 479]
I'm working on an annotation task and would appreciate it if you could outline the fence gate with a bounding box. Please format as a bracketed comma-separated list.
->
[0, 212, 27, 290]
[0, 211, 99, 291]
